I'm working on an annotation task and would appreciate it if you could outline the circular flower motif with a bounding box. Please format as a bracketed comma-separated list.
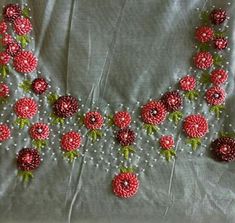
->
[13, 51, 38, 73]
[116, 128, 136, 146]
[17, 148, 41, 171]
[211, 137, 235, 162]
[0, 123, 11, 142]
[0, 52, 10, 65]
[195, 26, 214, 43]
[3, 4, 22, 22]
[210, 69, 228, 85]
[183, 114, 208, 138]
[205, 86, 225, 106]
[1, 33, 13, 46]
[161, 91, 182, 112]
[210, 9, 227, 25]
[141, 101, 167, 125]
[61, 131, 82, 151]
[0, 21, 7, 34]
[112, 172, 139, 198]
[214, 38, 228, 50]
[13, 17, 32, 36]
[159, 135, 174, 150]
[84, 111, 104, 130]
[113, 111, 131, 129]
[193, 51, 213, 70]
[53, 95, 79, 118]
[14, 97, 38, 119]
[29, 123, 50, 140]
[6, 42, 21, 56]
[32, 78, 48, 95]
[179, 75, 196, 91]
[0, 83, 10, 97]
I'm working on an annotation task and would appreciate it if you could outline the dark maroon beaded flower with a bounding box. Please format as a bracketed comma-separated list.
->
[210, 9, 227, 25]
[214, 38, 228, 50]
[116, 128, 136, 146]
[211, 137, 235, 162]
[6, 42, 21, 56]
[32, 78, 48, 94]
[53, 95, 79, 118]
[161, 91, 182, 112]
[3, 4, 22, 22]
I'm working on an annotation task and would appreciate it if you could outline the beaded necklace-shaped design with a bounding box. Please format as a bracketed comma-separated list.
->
[0, 3, 234, 199]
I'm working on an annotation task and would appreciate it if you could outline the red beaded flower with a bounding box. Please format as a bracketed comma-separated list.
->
[53, 95, 79, 118]
[32, 78, 48, 95]
[13, 17, 32, 36]
[210, 9, 227, 25]
[214, 38, 228, 50]
[6, 42, 21, 56]
[0, 52, 10, 65]
[210, 69, 228, 85]
[183, 114, 208, 138]
[3, 4, 22, 22]
[161, 91, 182, 112]
[29, 123, 50, 140]
[13, 51, 38, 73]
[179, 75, 196, 91]
[211, 137, 235, 162]
[159, 135, 174, 150]
[84, 111, 104, 130]
[112, 172, 139, 198]
[205, 86, 225, 106]
[193, 51, 213, 70]
[0, 20, 7, 34]
[0, 83, 10, 98]
[1, 33, 13, 46]
[61, 131, 82, 151]
[14, 97, 38, 119]
[113, 111, 131, 129]
[0, 123, 11, 142]
[116, 128, 135, 146]
[195, 26, 214, 43]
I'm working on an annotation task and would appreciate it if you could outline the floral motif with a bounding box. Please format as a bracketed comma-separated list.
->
[17, 148, 41, 183]
[141, 100, 167, 135]
[1, 33, 13, 46]
[0, 123, 11, 142]
[13, 17, 32, 36]
[2, 4, 21, 22]
[195, 26, 214, 43]
[183, 114, 208, 150]
[0, 21, 7, 34]
[60, 131, 81, 161]
[113, 111, 131, 129]
[210, 9, 227, 25]
[31, 78, 48, 95]
[0, 52, 10, 65]
[193, 51, 213, 70]
[13, 51, 38, 73]
[6, 42, 21, 56]
[14, 97, 38, 128]
[159, 135, 176, 161]
[112, 172, 139, 198]
[214, 38, 228, 50]
[0, 83, 10, 102]
[211, 137, 235, 162]
[210, 69, 228, 85]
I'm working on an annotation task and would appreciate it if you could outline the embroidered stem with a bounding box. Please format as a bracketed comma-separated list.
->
[168, 111, 183, 125]
[186, 138, 201, 151]
[18, 170, 33, 183]
[1, 65, 8, 79]
[143, 123, 159, 135]
[14, 117, 30, 129]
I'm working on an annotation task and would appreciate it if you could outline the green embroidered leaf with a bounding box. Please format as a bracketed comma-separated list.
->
[18, 170, 34, 183]
[214, 31, 227, 38]
[210, 105, 225, 119]
[200, 11, 210, 23]
[22, 7, 30, 18]
[121, 146, 135, 160]
[186, 138, 201, 151]
[219, 131, 235, 138]
[77, 114, 84, 126]
[17, 35, 30, 48]
[198, 43, 210, 51]
[32, 139, 47, 150]
[88, 129, 102, 142]
[120, 166, 134, 173]
[15, 118, 30, 129]
[63, 150, 79, 162]
[143, 124, 159, 135]
[168, 111, 183, 125]
[160, 149, 176, 161]
[50, 113, 64, 125]
[184, 90, 199, 101]
[213, 54, 224, 66]
[47, 93, 59, 105]
[200, 72, 211, 84]
[106, 115, 114, 127]
[0, 65, 9, 79]
[19, 80, 32, 93]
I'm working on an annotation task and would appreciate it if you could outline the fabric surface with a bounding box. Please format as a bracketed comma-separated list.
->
[0, 0, 235, 223]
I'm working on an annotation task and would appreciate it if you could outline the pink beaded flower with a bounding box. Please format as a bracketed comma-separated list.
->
[0, 83, 10, 103]
[159, 135, 176, 161]
[13, 51, 38, 73]
[3, 4, 22, 22]
[183, 114, 208, 150]
[17, 148, 41, 183]
[14, 97, 38, 128]
[0, 123, 11, 142]
[1, 33, 13, 46]
[0, 20, 7, 34]
[205, 86, 226, 118]
[84, 111, 103, 142]
[60, 131, 82, 161]
[13, 17, 32, 35]
[214, 38, 228, 50]
[112, 111, 131, 129]
[193, 51, 213, 70]
[195, 26, 214, 43]
[210, 9, 227, 25]
[6, 42, 21, 56]
[31, 78, 48, 95]
[210, 69, 228, 85]
[112, 172, 139, 198]
[29, 123, 50, 149]
[141, 100, 167, 135]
